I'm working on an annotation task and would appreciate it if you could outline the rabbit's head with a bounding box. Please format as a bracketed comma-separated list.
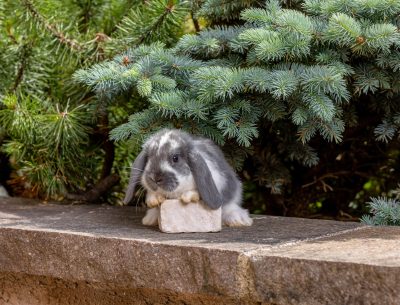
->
[124, 129, 223, 209]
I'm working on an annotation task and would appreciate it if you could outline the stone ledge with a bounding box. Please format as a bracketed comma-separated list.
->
[0, 197, 399, 305]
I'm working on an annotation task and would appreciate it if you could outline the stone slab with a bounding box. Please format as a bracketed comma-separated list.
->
[0, 271, 244, 305]
[0, 197, 399, 305]
[249, 226, 400, 305]
[0, 198, 361, 252]
[159, 199, 221, 233]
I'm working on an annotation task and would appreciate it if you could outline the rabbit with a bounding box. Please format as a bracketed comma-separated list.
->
[124, 128, 253, 227]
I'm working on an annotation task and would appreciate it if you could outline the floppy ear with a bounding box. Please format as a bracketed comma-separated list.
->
[188, 151, 222, 209]
[124, 150, 147, 204]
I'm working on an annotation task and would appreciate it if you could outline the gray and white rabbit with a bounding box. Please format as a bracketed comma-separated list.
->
[124, 128, 253, 227]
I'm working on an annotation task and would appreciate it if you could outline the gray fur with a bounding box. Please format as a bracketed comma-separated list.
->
[125, 128, 243, 210]
[144, 169, 178, 192]
[187, 150, 223, 209]
[124, 150, 147, 204]
[192, 140, 241, 204]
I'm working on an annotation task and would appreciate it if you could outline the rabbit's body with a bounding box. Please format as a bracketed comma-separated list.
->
[125, 129, 252, 227]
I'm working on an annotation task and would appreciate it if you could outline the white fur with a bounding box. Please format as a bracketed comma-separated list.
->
[148, 140, 158, 150]
[222, 185, 252, 226]
[157, 131, 172, 153]
[159, 160, 173, 172]
[142, 207, 160, 226]
[222, 204, 253, 227]
[159, 161, 196, 198]
[169, 139, 180, 150]
[181, 190, 199, 203]
[0, 185, 9, 197]
[145, 191, 165, 208]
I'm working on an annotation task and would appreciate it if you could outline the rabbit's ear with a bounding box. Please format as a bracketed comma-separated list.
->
[124, 150, 147, 204]
[188, 151, 222, 209]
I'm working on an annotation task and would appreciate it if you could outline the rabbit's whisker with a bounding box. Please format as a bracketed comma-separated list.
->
[132, 167, 144, 172]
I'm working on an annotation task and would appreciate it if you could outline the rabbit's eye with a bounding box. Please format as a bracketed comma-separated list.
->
[172, 154, 179, 163]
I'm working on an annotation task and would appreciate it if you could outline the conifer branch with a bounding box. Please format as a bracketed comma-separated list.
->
[302, 171, 369, 190]
[5, 26, 18, 44]
[361, 197, 400, 226]
[136, 1, 178, 45]
[21, 0, 83, 52]
[98, 111, 115, 180]
[66, 174, 120, 203]
[11, 43, 30, 92]
[191, 11, 201, 32]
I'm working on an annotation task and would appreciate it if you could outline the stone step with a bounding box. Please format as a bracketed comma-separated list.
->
[0, 197, 399, 305]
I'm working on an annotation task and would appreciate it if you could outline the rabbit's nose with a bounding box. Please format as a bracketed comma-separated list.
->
[154, 173, 163, 184]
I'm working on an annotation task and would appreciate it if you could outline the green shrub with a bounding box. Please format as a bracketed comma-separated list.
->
[3, 0, 400, 220]
[0, 0, 193, 198]
[76, 0, 400, 216]
[361, 197, 400, 226]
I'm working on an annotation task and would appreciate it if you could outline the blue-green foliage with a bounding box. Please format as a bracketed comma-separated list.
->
[75, 0, 400, 194]
[361, 197, 400, 226]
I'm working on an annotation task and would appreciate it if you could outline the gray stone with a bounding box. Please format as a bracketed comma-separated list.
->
[0, 185, 8, 197]
[0, 197, 399, 305]
[159, 199, 221, 233]
[249, 226, 400, 305]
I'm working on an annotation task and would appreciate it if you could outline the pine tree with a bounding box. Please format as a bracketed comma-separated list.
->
[0, 0, 194, 199]
[75, 0, 400, 217]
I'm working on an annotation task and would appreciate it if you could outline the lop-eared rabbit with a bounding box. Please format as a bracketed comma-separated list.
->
[125, 129, 253, 227]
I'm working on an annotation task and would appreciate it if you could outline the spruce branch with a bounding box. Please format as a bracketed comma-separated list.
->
[71, 0, 400, 204]
[302, 171, 369, 191]
[361, 197, 400, 226]
[324, 13, 361, 47]
[374, 120, 397, 143]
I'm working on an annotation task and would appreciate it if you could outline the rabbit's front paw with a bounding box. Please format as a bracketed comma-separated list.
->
[146, 193, 166, 208]
[181, 190, 200, 203]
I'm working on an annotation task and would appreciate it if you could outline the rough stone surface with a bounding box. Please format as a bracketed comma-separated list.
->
[159, 199, 221, 233]
[0, 272, 247, 305]
[0, 197, 399, 305]
[250, 226, 400, 305]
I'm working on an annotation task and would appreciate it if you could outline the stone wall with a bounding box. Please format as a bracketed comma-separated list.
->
[0, 198, 399, 305]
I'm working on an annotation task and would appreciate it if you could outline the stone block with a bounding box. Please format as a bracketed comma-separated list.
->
[1, 197, 400, 305]
[0, 185, 8, 197]
[158, 199, 221, 233]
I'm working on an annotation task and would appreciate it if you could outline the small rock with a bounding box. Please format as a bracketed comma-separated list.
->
[159, 199, 221, 233]
[0, 185, 9, 197]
